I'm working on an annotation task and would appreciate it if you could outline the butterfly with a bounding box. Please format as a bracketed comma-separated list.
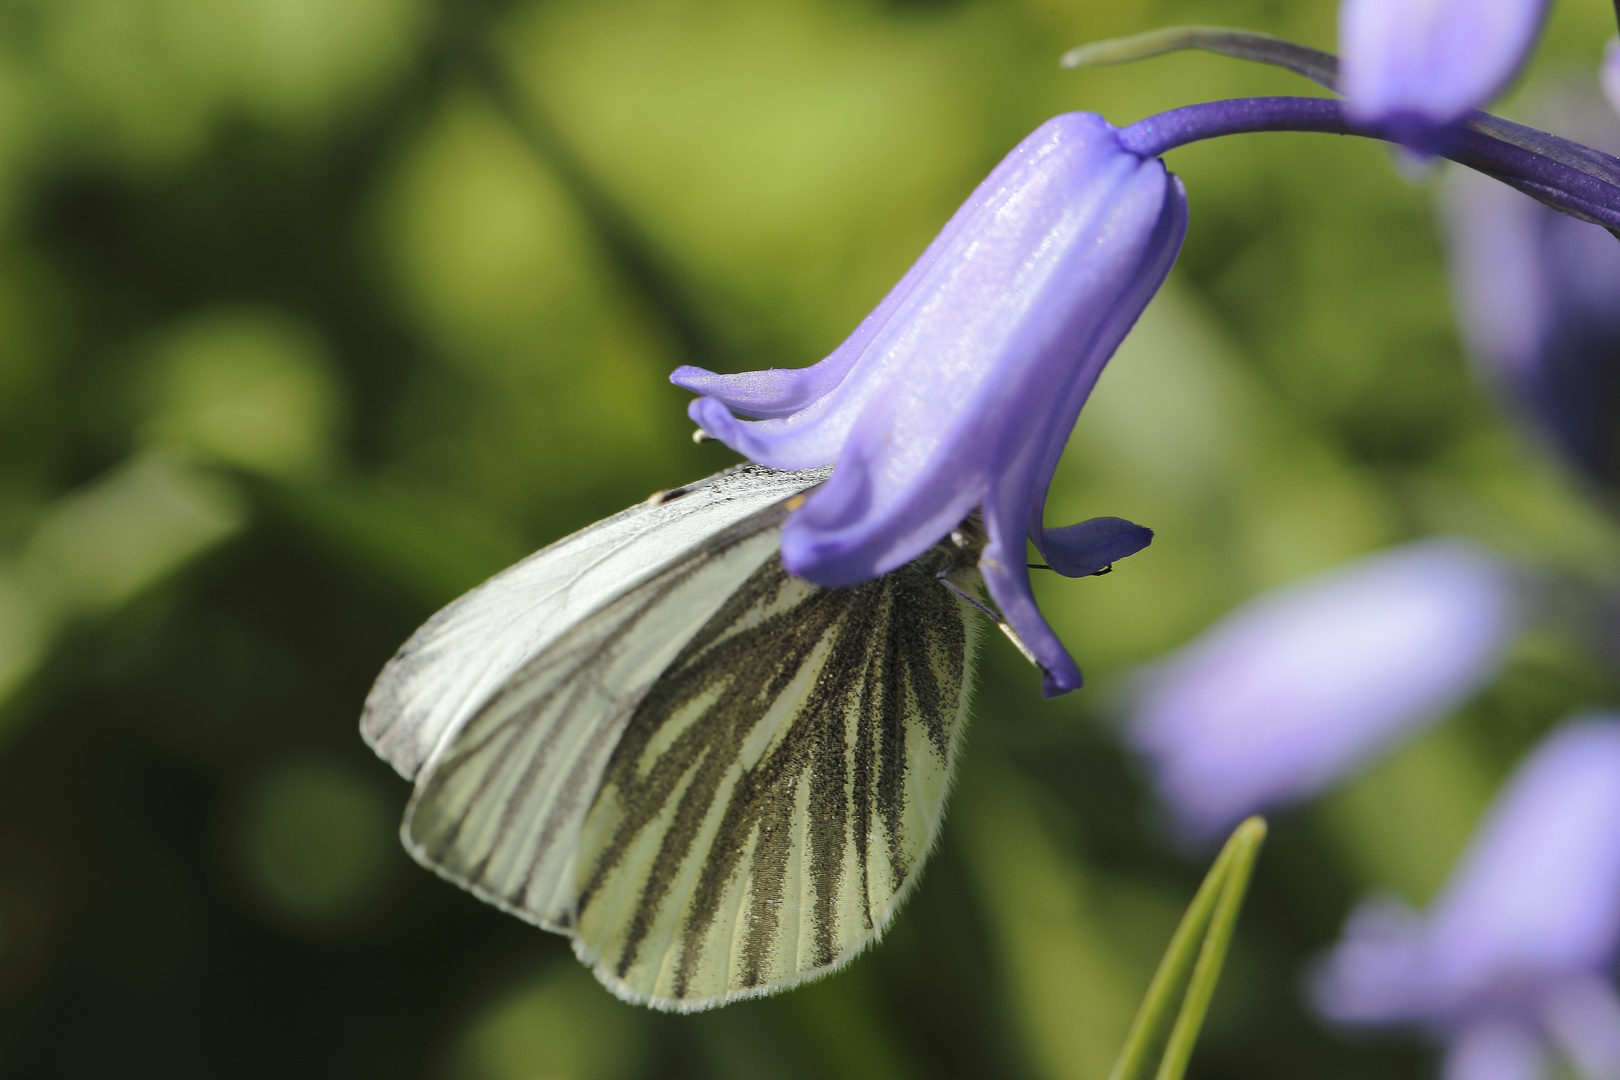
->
[361, 463, 1002, 1011]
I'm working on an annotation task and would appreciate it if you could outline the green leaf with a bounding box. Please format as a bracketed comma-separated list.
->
[1106, 817, 1267, 1080]
[1060, 27, 1339, 93]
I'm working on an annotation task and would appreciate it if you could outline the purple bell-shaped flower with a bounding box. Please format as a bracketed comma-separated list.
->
[673, 113, 1184, 695]
[1128, 539, 1519, 838]
[1313, 716, 1620, 1080]
[1339, 0, 1550, 149]
[1443, 107, 1620, 494]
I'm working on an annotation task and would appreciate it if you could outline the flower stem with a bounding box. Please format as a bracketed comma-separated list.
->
[1119, 97, 1620, 232]
[1117, 96, 1353, 157]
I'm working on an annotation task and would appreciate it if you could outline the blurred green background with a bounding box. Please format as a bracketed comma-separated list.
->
[3, 0, 1620, 1076]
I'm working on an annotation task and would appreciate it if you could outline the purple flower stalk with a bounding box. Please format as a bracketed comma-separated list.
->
[1444, 141, 1620, 492]
[1128, 540, 1517, 838]
[675, 113, 1181, 695]
[1116, 97, 1620, 233]
[1339, 0, 1550, 148]
[1313, 717, 1620, 1080]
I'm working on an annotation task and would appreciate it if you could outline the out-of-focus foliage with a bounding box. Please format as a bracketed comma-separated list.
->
[228, 755, 398, 931]
[18, 0, 425, 167]
[135, 308, 342, 476]
[2, 0, 1619, 1077]
[446, 963, 649, 1080]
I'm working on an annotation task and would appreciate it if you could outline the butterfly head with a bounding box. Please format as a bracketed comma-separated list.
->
[939, 511, 989, 577]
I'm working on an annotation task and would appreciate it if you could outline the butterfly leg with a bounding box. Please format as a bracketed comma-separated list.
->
[936, 573, 1043, 671]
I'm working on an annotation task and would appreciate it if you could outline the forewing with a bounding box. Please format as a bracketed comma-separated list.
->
[400, 513, 789, 931]
[572, 549, 980, 1010]
[362, 465, 830, 780]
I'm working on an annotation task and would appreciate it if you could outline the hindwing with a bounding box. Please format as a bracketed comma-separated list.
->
[572, 544, 979, 1009]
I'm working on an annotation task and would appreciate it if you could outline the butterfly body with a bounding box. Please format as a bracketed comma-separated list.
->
[364, 465, 982, 1010]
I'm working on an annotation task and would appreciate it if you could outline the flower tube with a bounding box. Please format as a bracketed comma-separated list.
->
[1339, 0, 1550, 148]
[1127, 539, 1518, 838]
[1312, 716, 1620, 1080]
[675, 113, 1182, 696]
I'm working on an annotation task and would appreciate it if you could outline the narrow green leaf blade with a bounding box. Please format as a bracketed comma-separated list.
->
[1153, 817, 1268, 1080]
[1060, 26, 1340, 93]
[1105, 817, 1264, 1080]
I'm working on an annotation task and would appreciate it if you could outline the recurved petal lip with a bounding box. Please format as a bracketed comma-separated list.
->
[1037, 518, 1154, 578]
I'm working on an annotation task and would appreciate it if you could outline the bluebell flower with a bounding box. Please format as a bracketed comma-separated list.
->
[1312, 717, 1620, 1080]
[674, 113, 1182, 696]
[1339, 0, 1550, 148]
[671, 84, 1620, 695]
[1443, 111, 1620, 491]
[1128, 540, 1518, 838]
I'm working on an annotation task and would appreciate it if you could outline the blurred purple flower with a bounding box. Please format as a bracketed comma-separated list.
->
[1128, 539, 1518, 838]
[1605, 39, 1620, 119]
[1339, 0, 1549, 148]
[1313, 716, 1620, 1080]
[673, 113, 1182, 696]
[1443, 114, 1620, 492]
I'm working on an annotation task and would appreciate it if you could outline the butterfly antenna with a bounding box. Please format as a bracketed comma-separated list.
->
[937, 576, 1042, 669]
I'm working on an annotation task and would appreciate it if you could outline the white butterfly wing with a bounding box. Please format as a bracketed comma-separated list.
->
[368, 463, 980, 1011]
[361, 465, 830, 780]
[570, 547, 980, 1010]
[403, 514, 792, 930]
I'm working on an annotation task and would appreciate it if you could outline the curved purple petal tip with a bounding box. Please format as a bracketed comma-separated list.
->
[1039, 517, 1153, 578]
